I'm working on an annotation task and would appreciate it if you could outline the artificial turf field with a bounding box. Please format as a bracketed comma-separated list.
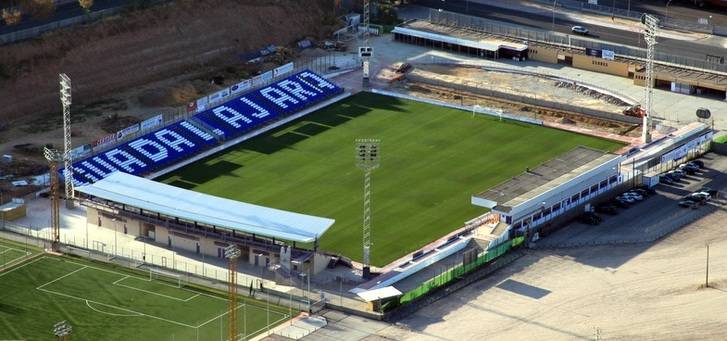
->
[160, 92, 624, 266]
[0, 239, 289, 341]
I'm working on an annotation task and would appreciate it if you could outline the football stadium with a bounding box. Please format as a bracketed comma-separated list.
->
[157, 91, 624, 266]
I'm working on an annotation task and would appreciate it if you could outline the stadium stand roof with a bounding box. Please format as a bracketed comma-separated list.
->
[75, 172, 335, 243]
[393, 20, 528, 52]
[473, 146, 618, 212]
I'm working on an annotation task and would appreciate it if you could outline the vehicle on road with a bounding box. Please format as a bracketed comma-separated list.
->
[595, 203, 618, 215]
[689, 160, 705, 169]
[699, 187, 717, 196]
[678, 199, 699, 209]
[571, 25, 589, 35]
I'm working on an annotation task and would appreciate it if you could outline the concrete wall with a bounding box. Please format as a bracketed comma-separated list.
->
[528, 45, 559, 64]
[572, 54, 629, 77]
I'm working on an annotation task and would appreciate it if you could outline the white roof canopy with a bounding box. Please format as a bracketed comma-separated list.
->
[356, 286, 403, 302]
[76, 172, 335, 243]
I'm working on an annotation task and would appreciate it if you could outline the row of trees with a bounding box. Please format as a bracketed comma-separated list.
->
[1, 0, 94, 26]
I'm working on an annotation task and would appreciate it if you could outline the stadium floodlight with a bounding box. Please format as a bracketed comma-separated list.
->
[59, 73, 75, 208]
[640, 14, 659, 144]
[44, 147, 63, 252]
[225, 245, 241, 341]
[355, 138, 380, 279]
[53, 320, 72, 340]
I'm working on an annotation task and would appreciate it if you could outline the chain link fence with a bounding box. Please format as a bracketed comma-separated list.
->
[428, 9, 727, 74]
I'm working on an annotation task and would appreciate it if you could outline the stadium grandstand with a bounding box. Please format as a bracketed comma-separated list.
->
[63, 69, 344, 185]
[76, 172, 336, 274]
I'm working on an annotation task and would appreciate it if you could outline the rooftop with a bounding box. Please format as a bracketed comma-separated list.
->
[75, 172, 335, 243]
[395, 20, 528, 52]
[473, 146, 618, 212]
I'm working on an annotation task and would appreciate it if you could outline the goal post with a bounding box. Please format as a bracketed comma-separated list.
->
[149, 268, 184, 288]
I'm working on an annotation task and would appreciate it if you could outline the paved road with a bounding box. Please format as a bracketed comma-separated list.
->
[414, 0, 727, 63]
[566, 0, 727, 26]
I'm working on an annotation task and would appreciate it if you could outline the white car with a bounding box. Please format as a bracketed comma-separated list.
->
[617, 195, 636, 203]
[622, 192, 643, 201]
[571, 25, 589, 35]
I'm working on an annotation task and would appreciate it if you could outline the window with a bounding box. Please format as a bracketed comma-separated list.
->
[581, 189, 589, 197]
[543, 207, 552, 215]
[552, 203, 561, 212]
[600, 180, 608, 189]
[533, 212, 542, 221]
[513, 221, 522, 229]
[590, 184, 599, 193]
[571, 193, 580, 202]
[609, 175, 618, 184]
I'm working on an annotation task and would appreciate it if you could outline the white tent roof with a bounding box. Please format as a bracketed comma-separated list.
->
[76, 172, 335, 243]
[356, 286, 403, 302]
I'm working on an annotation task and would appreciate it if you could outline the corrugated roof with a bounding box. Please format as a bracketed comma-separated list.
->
[76, 172, 335, 243]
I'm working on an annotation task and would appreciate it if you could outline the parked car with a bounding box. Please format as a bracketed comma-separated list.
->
[689, 160, 705, 168]
[678, 199, 699, 209]
[616, 195, 636, 204]
[699, 187, 717, 196]
[678, 163, 698, 175]
[635, 185, 657, 195]
[571, 25, 589, 35]
[660, 176, 675, 185]
[396, 62, 412, 74]
[622, 192, 644, 201]
[610, 198, 630, 208]
[692, 192, 711, 201]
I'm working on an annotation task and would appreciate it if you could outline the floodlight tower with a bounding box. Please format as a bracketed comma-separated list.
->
[225, 245, 241, 341]
[355, 139, 380, 279]
[53, 320, 72, 340]
[641, 14, 659, 144]
[44, 147, 63, 252]
[59, 73, 75, 208]
[360, 0, 373, 87]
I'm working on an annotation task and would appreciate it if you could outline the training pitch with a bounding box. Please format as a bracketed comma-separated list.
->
[0, 244, 289, 341]
[160, 92, 624, 266]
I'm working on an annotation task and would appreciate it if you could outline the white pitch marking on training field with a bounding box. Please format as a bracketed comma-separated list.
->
[112, 275, 129, 285]
[0, 256, 46, 278]
[36, 265, 88, 290]
[37, 286, 198, 329]
[60, 258, 229, 302]
[194, 303, 246, 329]
[113, 279, 199, 302]
[85, 300, 143, 317]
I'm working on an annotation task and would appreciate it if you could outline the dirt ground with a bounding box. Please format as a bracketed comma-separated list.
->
[0, 0, 337, 157]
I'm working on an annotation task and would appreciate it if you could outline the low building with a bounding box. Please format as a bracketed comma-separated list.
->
[75, 172, 336, 274]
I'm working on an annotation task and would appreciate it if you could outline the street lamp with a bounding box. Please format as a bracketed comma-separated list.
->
[53, 320, 72, 340]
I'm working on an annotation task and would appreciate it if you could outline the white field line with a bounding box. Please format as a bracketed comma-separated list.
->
[37, 257, 230, 330]
[245, 312, 290, 340]
[112, 275, 129, 285]
[113, 279, 199, 302]
[194, 303, 246, 329]
[61, 258, 228, 302]
[38, 286, 197, 329]
[0, 256, 47, 278]
[36, 265, 88, 290]
[85, 300, 143, 317]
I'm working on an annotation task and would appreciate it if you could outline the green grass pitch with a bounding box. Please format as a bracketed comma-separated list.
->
[0, 248, 290, 341]
[160, 92, 624, 266]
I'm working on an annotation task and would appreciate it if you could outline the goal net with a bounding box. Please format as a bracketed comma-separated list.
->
[149, 268, 184, 288]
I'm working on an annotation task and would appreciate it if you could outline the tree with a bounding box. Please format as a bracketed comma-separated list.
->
[1, 7, 22, 26]
[78, 0, 93, 12]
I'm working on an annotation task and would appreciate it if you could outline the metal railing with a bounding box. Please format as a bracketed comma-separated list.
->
[428, 9, 727, 74]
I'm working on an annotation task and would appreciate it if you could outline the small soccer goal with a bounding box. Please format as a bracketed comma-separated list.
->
[148, 268, 185, 288]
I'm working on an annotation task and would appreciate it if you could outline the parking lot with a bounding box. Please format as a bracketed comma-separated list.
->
[534, 152, 727, 249]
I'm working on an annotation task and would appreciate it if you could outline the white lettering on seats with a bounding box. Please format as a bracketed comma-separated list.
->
[261, 87, 299, 109]
[298, 72, 336, 91]
[105, 149, 147, 173]
[239, 97, 270, 119]
[212, 106, 252, 128]
[155, 129, 195, 152]
[277, 80, 318, 101]
[129, 139, 168, 162]
[180, 121, 215, 141]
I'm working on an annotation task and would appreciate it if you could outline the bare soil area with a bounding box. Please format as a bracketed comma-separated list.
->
[0, 0, 337, 160]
